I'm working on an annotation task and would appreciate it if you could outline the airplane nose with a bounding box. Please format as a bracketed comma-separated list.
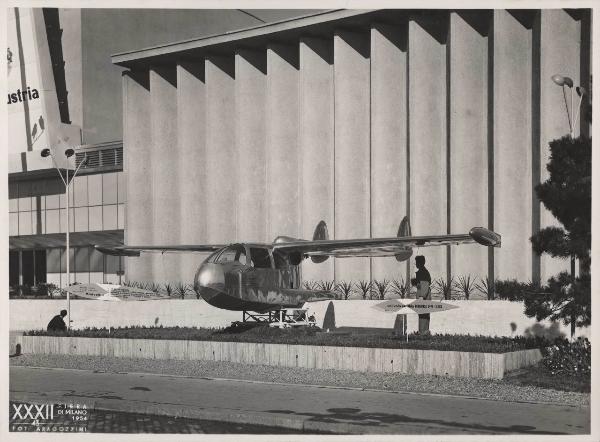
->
[195, 263, 225, 289]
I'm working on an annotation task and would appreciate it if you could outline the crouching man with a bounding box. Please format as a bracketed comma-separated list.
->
[47, 309, 68, 332]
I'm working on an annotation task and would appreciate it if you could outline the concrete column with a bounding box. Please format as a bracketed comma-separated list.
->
[334, 31, 371, 283]
[150, 67, 179, 284]
[449, 13, 488, 280]
[299, 37, 335, 284]
[370, 24, 408, 282]
[538, 10, 580, 282]
[177, 62, 207, 283]
[122, 71, 152, 282]
[493, 11, 533, 282]
[408, 18, 447, 283]
[236, 50, 267, 242]
[205, 56, 236, 244]
[266, 44, 300, 241]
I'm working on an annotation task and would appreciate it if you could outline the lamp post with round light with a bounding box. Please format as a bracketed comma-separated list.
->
[550, 74, 587, 296]
[551, 74, 586, 139]
[40, 147, 87, 329]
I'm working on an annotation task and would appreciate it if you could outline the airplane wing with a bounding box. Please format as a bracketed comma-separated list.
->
[95, 244, 224, 256]
[272, 227, 500, 258]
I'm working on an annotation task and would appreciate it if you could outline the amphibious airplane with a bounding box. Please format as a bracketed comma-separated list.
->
[96, 218, 500, 316]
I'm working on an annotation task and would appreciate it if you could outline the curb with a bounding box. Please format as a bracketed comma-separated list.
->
[14, 364, 590, 409]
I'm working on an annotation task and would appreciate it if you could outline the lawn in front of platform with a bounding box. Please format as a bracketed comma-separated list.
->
[26, 325, 549, 354]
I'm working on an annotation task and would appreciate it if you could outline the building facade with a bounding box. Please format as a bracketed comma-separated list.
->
[8, 7, 315, 290]
[115, 9, 592, 287]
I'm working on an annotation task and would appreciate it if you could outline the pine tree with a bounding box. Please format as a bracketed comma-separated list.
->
[527, 135, 591, 336]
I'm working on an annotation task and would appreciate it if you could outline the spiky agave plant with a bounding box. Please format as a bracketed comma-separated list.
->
[372, 279, 390, 300]
[474, 276, 493, 300]
[303, 280, 318, 291]
[335, 281, 354, 300]
[432, 276, 455, 300]
[355, 280, 372, 300]
[173, 282, 190, 299]
[453, 275, 477, 300]
[318, 280, 335, 291]
[163, 282, 174, 297]
[147, 282, 162, 293]
[389, 278, 411, 299]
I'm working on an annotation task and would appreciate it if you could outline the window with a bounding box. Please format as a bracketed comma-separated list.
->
[103, 204, 118, 230]
[9, 213, 18, 235]
[273, 251, 288, 269]
[73, 175, 88, 207]
[88, 174, 102, 206]
[249, 248, 272, 269]
[74, 207, 89, 232]
[215, 245, 247, 264]
[102, 173, 118, 205]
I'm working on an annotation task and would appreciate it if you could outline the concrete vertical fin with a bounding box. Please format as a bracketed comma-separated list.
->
[370, 23, 408, 282]
[205, 56, 236, 244]
[122, 71, 152, 282]
[408, 16, 448, 283]
[333, 30, 371, 283]
[235, 49, 267, 242]
[448, 12, 489, 282]
[177, 62, 207, 283]
[150, 67, 179, 284]
[493, 11, 533, 282]
[266, 44, 300, 241]
[299, 37, 335, 283]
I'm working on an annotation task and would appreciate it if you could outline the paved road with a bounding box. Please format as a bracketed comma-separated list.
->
[8, 403, 310, 434]
[10, 366, 589, 435]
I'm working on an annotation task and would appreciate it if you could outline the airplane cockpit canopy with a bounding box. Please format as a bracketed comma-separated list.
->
[210, 244, 247, 265]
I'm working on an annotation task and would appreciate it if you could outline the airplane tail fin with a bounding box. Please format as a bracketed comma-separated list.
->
[311, 220, 329, 263]
[395, 216, 413, 262]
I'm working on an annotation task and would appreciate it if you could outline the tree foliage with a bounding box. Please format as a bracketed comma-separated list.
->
[528, 135, 591, 330]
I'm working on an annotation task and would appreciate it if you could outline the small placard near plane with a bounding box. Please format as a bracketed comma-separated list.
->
[373, 299, 458, 314]
[65, 283, 170, 301]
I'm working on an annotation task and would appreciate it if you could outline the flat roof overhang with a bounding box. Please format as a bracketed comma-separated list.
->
[110, 9, 402, 69]
[9, 230, 124, 250]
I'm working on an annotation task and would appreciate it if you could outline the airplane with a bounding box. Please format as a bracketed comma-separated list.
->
[95, 217, 501, 321]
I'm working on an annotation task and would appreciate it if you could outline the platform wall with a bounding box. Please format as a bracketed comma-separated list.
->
[9, 299, 589, 340]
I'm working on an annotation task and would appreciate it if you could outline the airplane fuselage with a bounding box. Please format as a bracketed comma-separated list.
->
[194, 243, 329, 312]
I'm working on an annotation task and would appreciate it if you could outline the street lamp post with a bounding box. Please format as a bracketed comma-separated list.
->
[40, 148, 87, 329]
[551, 74, 586, 139]
[551, 74, 587, 338]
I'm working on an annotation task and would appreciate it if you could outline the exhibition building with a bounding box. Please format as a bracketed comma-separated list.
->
[8, 8, 592, 290]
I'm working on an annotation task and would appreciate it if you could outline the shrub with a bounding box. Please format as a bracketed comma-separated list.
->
[163, 282, 174, 297]
[28, 327, 551, 353]
[495, 279, 544, 301]
[542, 337, 591, 377]
[389, 278, 411, 299]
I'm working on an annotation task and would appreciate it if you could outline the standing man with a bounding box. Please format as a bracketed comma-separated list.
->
[413, 255, 431, 334]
